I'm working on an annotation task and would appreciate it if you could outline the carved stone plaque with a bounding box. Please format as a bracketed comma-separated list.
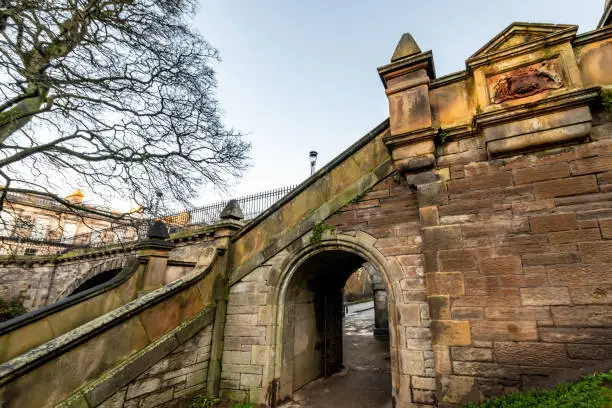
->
[488, 58, 564, 104]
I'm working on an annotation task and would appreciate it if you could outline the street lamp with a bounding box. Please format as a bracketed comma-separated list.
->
[153, 189, 163, 218]
[309, 151, 318, 176]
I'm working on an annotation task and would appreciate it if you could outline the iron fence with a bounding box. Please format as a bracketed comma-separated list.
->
[0, 185, 296, 256]
[160, 185, 296, 233]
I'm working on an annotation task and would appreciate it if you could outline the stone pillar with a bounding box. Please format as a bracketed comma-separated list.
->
[377, 33, 437, 180]
[137, 219, 175, 291]
[364, 263, 389, 339]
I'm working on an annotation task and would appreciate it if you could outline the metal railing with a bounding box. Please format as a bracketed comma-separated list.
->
[0, 185, 296, 256]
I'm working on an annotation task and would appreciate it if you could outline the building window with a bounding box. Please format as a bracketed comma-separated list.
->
[61, 223, 77, 244]
[30, 218, 50, 240]
[0, 212, 15, 237]
[90, 230, 101, 245]
[24, 247, 38, 256]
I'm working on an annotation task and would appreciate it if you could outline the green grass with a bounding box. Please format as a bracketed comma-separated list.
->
[463, 370, 612, 408]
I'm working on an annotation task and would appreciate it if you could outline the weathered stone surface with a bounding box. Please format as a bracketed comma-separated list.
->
[431, 320, 471, 346]
[520, 287, 571, 306]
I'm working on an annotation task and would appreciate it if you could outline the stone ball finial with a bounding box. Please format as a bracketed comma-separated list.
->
[147, 219, 170, 240]
[220, 199, 244, 221]
[391, 33, 422, 62]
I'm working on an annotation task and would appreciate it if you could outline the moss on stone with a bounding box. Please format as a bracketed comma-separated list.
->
[310, 221, 336, 246]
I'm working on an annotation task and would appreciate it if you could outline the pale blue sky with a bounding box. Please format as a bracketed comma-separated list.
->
[194, 1, 605, 202]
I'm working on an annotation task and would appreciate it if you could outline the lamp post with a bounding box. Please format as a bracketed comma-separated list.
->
[153, 189, 163, 218]
[309, 151, 318, 176]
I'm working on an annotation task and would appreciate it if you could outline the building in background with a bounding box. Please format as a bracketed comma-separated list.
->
[0, 190, 142, 256]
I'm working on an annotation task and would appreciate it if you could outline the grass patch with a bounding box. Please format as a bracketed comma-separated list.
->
[463, 370, 612, 408]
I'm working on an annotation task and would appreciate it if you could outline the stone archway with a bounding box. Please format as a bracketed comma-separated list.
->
[54, 257, 125, 302]
[269, 233, 408, 407]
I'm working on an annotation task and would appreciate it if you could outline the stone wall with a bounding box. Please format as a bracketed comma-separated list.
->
[99, 325, 212, 408]
[0, 255, 129, 310]
[220, 173, 437, 407]
[0, 233, 217, 312]
[418, 115, 612, 406]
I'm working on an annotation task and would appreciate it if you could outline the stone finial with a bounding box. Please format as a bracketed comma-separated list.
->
[220, 199, 244, 221]
[391, 33, 422, 62]
[147, 219, 170, 240]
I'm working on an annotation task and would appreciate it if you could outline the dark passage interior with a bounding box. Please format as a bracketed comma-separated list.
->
[278, 250, 392, 408]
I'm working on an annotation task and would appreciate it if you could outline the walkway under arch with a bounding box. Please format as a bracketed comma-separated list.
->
[271, 235, 399, 407]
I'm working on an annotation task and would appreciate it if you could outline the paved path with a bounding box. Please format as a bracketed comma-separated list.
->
[278, 301, 392, 408]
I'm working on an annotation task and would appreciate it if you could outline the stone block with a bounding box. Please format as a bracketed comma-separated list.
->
[548, 264, 611, 286]
[223, 351, 251, 365]
[225, 314, 258, 326]
[412, 376, 436, 390]
[484, 306, 551, 321]
[570, 156, 612, 175]
[551, 305, 612, 327]
[399, 350, 425, 375]
[447, 172, 513, 193]
[513, 162, 569, 185]
[433, 345, 451, 374]
[422, 225, 463, 251]
[548, 228, 601, 244]
[417, 182, 449, 207]
[419, 206, 439, 227]
[520, 287, 571, 306]
[567, 344, 612, 360]
[251, 345, 271, 366]
[224, 325, 266, 338]
[241, 373, 262, 388]
[426, 272, 465, 296]
[430, 320, 471, 346]
[569, 285, 612, 304]
[439, 375, 478, 404]
[495, 342, 568, 367]
[479, 256, 522, 275]
[600, 218, 612, 239]
[126, 378, 161, 400]
[578, 241, 612, 263]
[451, 347, 493, 362]
[452, 362, 521, 380]
[470, 320, 537, 341]
[396, 303, 421, 327]
[538, 327, 612, 344]
[140, 389, 174, 408]
[521, 252, 580, 266]
[530, 213, 577, 233]
[533, 175, 598, 199]
[412, 389, 436, 405]
[388, 85, 433, 136]
[428, 295, 451, 320]
[451, 307, 484, 320]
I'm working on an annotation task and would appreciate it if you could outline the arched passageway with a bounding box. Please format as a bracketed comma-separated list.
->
[277, 249, 392, 408]
[68, 268, 122, 297]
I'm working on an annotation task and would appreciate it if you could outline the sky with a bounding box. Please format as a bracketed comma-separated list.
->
[192, 0, 606, 204]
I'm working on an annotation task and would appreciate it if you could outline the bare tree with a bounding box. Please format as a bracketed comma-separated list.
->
[0, 0, 250, 218]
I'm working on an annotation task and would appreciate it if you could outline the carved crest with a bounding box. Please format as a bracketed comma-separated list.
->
[489, 59, 564, 104]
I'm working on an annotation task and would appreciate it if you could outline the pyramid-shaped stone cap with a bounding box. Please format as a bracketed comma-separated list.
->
[391, 33, 422, 62]
[220, 199, 244, 220]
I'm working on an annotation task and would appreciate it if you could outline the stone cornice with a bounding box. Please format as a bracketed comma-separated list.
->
[467, 26, 578, 71]
[473, 86, 601, 131]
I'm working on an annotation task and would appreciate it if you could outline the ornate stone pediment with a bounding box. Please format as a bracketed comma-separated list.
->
[467, 23, 578, 69]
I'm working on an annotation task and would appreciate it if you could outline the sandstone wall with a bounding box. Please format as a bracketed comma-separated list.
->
[220, 173, 437, 407]
[98, 325, 212, 408]
[419, 110, 612, 406]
